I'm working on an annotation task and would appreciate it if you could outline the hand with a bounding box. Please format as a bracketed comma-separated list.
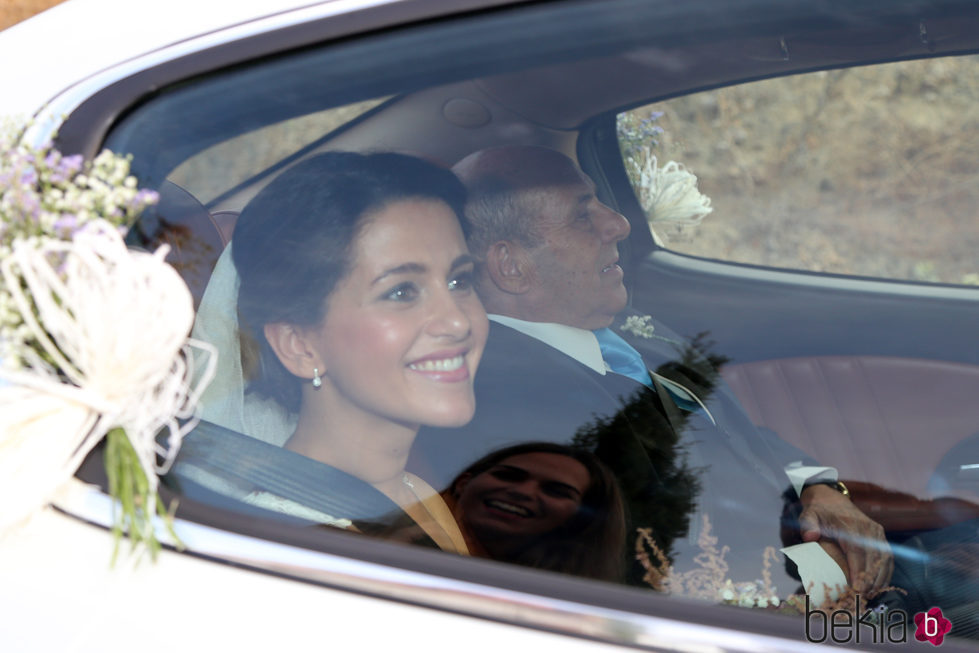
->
[798, 483, 893, 595]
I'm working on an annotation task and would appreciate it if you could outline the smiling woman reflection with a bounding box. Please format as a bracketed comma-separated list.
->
[446, 442, 627, 581]
[222, 152, 488, 553]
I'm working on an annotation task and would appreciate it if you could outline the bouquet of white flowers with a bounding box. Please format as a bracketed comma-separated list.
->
[0, 122, 215, 560]
[616, 111, 713, 245]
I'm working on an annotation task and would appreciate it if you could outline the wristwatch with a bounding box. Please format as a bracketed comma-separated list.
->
[806, 480, 850, 497]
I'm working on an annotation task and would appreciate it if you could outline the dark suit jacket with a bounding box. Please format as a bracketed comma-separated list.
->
[412, 318, 819, 590]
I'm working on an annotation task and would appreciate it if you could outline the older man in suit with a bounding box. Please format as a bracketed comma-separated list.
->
[412, 145, 892, 595]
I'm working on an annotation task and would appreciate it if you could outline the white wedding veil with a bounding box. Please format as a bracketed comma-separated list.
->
[192, 243, 295, 446]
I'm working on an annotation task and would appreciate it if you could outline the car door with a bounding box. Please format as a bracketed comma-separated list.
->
[30, 0, 979, 649]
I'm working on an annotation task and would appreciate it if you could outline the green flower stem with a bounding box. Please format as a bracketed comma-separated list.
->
[104, 427, 182, 564]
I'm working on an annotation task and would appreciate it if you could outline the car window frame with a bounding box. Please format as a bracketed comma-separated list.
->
[47, 0, 979, 648]
[73, 446, 831, 651]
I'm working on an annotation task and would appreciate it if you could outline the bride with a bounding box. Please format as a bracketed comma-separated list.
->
[178, 151, 488, 554]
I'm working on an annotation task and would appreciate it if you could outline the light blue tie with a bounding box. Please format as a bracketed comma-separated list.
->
[595, 329, 716, 423]
[593, 327, 652, 387]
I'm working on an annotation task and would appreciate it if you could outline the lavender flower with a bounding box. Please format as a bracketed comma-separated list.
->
[47, 153, 84, 184]
[19, 166, 37, 186]
[52, 214, 79, 236]
[1, 123, 159, 371]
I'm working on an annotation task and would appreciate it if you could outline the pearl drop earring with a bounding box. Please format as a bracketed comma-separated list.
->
[312, 367, 322, 389]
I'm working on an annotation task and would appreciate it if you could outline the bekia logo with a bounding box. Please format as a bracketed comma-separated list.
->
[915, 607, 953, 646]
[805, 596, 953, 645]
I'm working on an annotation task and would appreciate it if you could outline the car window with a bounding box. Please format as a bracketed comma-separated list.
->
[88, 0, 979, 647]
[168, 99, 386, 205]
[617, 55, 979, 286]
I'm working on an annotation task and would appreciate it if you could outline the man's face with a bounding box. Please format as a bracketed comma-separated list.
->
[523, 166, 631, 330]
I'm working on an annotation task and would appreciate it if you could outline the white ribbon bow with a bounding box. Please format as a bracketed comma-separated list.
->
[0, 220, 216, 536]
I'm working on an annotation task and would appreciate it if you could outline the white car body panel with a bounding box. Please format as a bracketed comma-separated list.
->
[0, 484, 626, 653]
[0, 0, 388, 119]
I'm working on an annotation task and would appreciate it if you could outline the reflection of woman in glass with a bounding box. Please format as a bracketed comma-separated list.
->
[205, 151, 488, 553]
[446, 442, 627, 581]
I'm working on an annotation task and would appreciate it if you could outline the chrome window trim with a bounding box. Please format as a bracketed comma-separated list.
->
[647, 250, 979, 302]
[55, 482, 828, 653]
[22, 0, 400, 148]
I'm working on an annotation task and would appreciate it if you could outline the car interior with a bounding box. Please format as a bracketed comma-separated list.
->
[66, 0, 979, 639]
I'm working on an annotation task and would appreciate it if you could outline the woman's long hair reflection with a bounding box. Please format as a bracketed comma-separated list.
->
[446, 442, 627, 582]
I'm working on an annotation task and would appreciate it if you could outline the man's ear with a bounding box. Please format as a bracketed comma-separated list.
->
[484, 241, 533, 294]
[263, 322, 322, 380]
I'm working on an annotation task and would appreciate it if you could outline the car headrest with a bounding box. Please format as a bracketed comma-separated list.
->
[130, 180, 226, 310]
[210, 209, 239, 246]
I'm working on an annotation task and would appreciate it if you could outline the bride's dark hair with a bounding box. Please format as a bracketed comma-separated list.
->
[232, 151, 468, 413]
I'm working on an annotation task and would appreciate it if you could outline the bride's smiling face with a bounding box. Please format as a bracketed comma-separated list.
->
[303, 198, 488, 431]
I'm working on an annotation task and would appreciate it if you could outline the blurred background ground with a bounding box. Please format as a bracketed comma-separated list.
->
[0, 0, 65, 30]
[622, 55, 979, 286]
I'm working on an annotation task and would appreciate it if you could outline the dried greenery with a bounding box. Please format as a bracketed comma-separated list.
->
[636, 514, 904, 617]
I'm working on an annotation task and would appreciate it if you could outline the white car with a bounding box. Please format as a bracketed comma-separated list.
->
[2, 0, 978, 651]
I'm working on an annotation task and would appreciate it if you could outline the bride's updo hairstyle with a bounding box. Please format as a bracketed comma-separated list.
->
[232, 151, 468, 414]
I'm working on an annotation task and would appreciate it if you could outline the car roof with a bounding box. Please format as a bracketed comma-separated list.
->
[0, 0, 391, 118]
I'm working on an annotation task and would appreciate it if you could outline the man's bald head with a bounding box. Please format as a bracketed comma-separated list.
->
[452, 145, 589, 258]
[453, 145, 588, 193]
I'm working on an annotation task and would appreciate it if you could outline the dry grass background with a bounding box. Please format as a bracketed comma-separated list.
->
[0, 0, 65, 31]
[628, 56, 979, 285]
